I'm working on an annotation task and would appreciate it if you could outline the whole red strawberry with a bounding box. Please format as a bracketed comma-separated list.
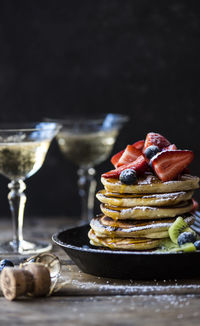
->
[144, 132, 171, 151]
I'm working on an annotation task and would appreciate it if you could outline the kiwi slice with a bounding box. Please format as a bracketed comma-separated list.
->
[180, 243, 196, 252]
[170, 243, 196, 252]
[158, 239, 196, 253]
[159, 238, 178, 251]
[169, 243, 196, 252]
[168, 216, 188, 244]
[165, 243, 196, 253]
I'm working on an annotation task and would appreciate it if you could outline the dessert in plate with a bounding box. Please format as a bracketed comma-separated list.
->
[89, 132, 200, 251]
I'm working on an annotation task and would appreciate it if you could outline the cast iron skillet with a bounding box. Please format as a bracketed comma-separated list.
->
[52, 224, 200, 280]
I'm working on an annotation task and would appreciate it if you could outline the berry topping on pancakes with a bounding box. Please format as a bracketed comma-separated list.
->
[102, 155, 147, 178]
[111, 140, 144, 168]
[144, 132, 171, 151]
[103, 132, 194, 182]
[132, 140, 145, 150]
[117, 145, 142, 167]
[151, 150, 194, 182]
[144, 145, 160, 160]
[119, 169, 137, 185]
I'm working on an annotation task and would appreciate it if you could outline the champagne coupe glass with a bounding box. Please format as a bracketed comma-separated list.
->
[49, 114, 128, 224]
[0, 122, 61, 254]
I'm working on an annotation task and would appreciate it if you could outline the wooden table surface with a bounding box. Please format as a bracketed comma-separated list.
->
[0, 216, 200, 326]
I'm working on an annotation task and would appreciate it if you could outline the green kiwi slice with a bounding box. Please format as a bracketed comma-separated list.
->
[158, 239, 196, 252]
[159, 238, 178, 251]
[168, 243, 196, 252]
[168, 216, 188, 244]
[179, 243, 196, 252]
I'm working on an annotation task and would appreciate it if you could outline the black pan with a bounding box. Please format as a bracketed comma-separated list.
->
[52, 224, 200, 280]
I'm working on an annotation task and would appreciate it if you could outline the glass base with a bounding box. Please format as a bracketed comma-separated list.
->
[0, 239, 52, 255]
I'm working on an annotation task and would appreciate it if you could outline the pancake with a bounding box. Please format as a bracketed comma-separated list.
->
[96, 189, 194, 207]
[101, 174, 199, 194]
[100, 200, 193, 220]
[90, 215, 194, 239]
[89, 133, 199, 252]
[88, 229, 162, 250]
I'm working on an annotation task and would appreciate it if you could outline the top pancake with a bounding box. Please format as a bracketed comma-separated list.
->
[101, 173, 199, 194]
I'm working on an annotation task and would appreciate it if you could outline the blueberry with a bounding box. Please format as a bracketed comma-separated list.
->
[194, 240, 200, 250]
[119, 169, 137, 185]
[0, 259, 14, 272]
[144, 145, 160, 160]
[177, 232, 197, 246]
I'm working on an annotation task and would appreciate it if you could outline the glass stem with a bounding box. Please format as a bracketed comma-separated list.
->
[77, 167, 97, 223]
[8, 180, 26, 252]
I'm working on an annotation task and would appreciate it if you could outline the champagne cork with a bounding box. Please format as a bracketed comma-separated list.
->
[24, 263, 51, 296]
[0, 263, 51, 301]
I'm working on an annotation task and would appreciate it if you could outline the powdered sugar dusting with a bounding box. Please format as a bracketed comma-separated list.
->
[138, 174, 158, 185]
[142, 191, 186, 199]
[120, 206, 158, 218]
[66, 278, 200, 296]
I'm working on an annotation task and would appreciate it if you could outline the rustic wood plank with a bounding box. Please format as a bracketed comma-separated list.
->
[0, 295, 200, 326]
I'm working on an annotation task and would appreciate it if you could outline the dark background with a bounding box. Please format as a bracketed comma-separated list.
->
[0, 1, 200, 218]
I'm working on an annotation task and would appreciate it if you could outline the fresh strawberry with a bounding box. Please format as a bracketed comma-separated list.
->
[132, 140, 145, 150]
[116, 145, 142, 167]
[102, 155, 147, 178]
[151, 150, 194, 182]
[192, 199, 199, 212]
[111, 140, 144, 167]
[163, 144, 177, 151]
[110, 150, 124, 167]
[144, 132, 171, 151]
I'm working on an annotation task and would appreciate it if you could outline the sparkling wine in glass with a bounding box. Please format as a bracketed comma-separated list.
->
[50, 114, 128, 223]
[0, 122, 61, 254]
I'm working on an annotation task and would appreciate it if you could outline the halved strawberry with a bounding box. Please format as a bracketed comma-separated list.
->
[144, 132, 171, 151]
[163, 144, 177, 151]
[132, 140, 145, 150]
[111, 140, 144, 167]
[151, 150, 194, 182]
[116, 145, 142, 167]
[102, 155, 147, 178]
[111, 150, 124, 167]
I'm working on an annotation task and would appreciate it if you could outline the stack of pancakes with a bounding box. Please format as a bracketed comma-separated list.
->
[88, 173, 199, 250]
